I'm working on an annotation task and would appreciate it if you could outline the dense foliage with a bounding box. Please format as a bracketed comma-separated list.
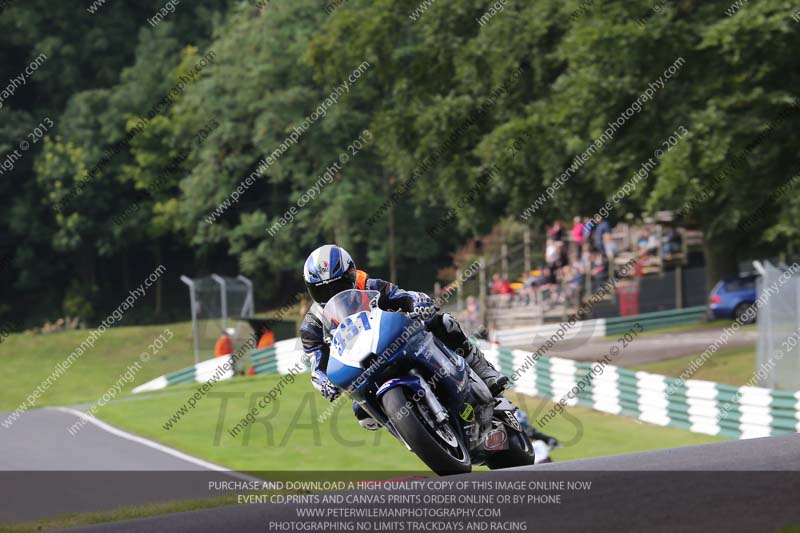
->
[2, 0, 799, 327]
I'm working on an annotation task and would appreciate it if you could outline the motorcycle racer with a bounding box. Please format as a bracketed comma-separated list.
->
[300, 244, 508, 430]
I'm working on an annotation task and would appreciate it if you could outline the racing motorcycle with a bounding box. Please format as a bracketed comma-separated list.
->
[322, 289, 536, 475]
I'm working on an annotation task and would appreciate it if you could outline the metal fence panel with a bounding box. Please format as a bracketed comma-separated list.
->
[757, 262, 800, 390]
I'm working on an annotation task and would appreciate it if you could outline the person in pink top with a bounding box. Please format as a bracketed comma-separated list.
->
[570, 216, 584, 263]
[571, 216, 584, 243]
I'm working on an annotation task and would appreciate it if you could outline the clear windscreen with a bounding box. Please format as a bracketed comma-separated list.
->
[321, 289, 380, 331]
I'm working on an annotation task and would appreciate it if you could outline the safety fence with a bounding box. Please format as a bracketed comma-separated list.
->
[132, 330, 799, 440]
[132, 354, 235, 393]
[491, 305, 706, 346]
[132, 339, 309, 393]
[484, 343, 800, 439]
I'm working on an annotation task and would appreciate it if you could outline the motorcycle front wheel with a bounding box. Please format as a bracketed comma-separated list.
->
[381, 387, 471, 476]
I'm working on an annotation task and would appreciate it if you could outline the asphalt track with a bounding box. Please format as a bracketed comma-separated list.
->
[60, 434, 800, 533]
[509, 326, 758, 367]
[0, 408, 261, 524]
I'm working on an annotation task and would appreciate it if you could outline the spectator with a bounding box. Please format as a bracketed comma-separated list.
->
[490, 273, 503, 294]
[548, 221, 565, 242]
[636, 230, 650, 255]
[571, 216, 585, 244]
[590, 252, 607, 288]
[529, 267, 549, 304]
[582, 216, 596, 245]
[464, 295, 480, 333]
[542, 266, 560, 302]
[521, 271, 535, 305]
[663, 227, 682, 258]
[545, 239, 559, 268]
[647, 232, 659, 255]
[499, 276, 515, 307]
[593, 216, 610, 252]
[637, 228, 658, 256]
[603, 232, 617, 263]
[556, 240, 568, 268]
[563, 265, 583, 304]
[569, 216, 584, 263]
[500, 277, 514, 295]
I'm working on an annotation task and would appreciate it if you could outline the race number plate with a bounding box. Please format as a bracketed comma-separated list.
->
[331, 311, 371, 356]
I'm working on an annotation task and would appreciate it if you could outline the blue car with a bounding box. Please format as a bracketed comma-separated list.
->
[709, 274, 758, 323]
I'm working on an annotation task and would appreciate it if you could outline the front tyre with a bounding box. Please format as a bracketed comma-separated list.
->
[381, 387, 471, 476]
[485, 428, 536, 470]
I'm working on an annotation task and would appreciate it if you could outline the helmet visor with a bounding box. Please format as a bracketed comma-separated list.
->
[306, 268, 357, 305]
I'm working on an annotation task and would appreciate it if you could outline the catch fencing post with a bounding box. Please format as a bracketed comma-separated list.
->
[456, 270, 464, 313]
[181, 275, 200, 364]
[523, 228, 531, 274]
[211, 274, 228, 330]
[501, 242, 509, 280]
[479, 257, 487, 331]
[237, 275, 255, 317]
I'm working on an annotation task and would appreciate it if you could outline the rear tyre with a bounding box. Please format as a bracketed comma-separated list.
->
[381, 387, 471, 476]
[485, 428, 536, 470]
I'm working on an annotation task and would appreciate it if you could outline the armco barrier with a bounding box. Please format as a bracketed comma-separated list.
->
[132, 354, 235, 393]
[491, 305, 706, 346]
[132, 338, 308, 393]
[132, 331, 799, 440]
[487, 343, 800, 439]
[250, 338, 310, 375]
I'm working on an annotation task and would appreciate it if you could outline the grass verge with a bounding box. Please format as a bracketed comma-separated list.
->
[0, 322, 198, 412]
[92, 373, 725, 472]
[632, 345, 757, 387]
[605, 319, 756, 340]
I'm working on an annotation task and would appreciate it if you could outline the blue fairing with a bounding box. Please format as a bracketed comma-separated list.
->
[376, 376, 426, 401]
[320, 293, 471, 436]
[327, 356, 363, 390]
[375, 311, 419, 356]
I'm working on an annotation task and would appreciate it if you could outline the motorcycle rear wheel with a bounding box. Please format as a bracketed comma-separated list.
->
[485, 427, 536, 470]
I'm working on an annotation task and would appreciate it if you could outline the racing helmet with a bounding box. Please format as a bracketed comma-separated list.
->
[303, 244, 357, 305]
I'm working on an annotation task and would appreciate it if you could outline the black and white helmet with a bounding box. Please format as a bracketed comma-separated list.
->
[303, 244, 357, 305]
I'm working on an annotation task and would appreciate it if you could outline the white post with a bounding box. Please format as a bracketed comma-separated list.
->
[479, 257, 487, 330]
[181, 276, 200, 364]
[456, 269, 464, 313]
[237, 275, 255, 317]
[523, 228, 531, 274]
[501, 242, 508, 279]
[212, 274, 227, 330]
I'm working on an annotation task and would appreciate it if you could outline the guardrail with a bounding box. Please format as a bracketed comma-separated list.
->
[132, 338, 308, 393]
[484, 343, 800, 439]
[132, 354, 235, 393]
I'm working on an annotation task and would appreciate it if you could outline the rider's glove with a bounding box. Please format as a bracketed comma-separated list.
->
[312, 370, 341, 402]
[410, 294, 438, 321]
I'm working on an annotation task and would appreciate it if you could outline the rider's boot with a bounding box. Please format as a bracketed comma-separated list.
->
[461, 342, 508, 397]
[428, 313, 509, 397]
[353, 401, 380, 431]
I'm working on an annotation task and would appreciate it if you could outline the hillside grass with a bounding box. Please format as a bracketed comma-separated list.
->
[0, 322, 198, 412]
[632, 344, 758, 387]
